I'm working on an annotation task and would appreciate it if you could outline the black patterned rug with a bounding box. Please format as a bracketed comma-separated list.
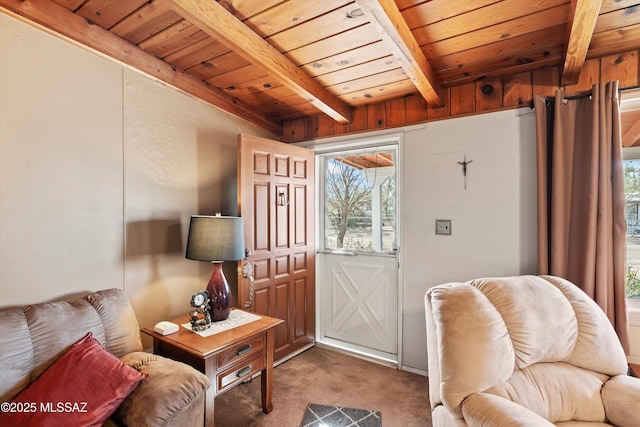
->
[299, 403, 382, 427]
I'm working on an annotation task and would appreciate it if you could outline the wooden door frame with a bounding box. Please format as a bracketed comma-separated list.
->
[301, 132, 404, 367]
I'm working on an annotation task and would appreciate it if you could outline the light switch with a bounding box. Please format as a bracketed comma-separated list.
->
[435, 219, 452, 235]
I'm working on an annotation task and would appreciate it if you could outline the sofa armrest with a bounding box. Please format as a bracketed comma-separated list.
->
[462, 393, 554, 427]
[115, 352, 210, 427]
[602, 374, 640, 427]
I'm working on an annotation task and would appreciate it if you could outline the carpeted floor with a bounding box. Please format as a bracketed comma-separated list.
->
[214, 345, 431, 426]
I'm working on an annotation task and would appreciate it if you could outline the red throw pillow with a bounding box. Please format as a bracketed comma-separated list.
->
[0, 332, 147, 427]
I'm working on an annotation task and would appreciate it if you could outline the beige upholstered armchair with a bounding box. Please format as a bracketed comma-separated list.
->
[425, 275, 640, 426]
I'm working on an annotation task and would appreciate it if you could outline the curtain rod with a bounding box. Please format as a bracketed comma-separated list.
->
[527, 84, 640, 109]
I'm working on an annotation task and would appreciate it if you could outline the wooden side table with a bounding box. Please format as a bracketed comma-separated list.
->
[141, 310, 283, 426]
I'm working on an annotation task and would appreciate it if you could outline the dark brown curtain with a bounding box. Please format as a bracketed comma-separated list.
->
[534, 81, 630, 353]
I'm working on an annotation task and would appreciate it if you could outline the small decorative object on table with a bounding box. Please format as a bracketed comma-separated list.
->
[190, 290, 211, 331]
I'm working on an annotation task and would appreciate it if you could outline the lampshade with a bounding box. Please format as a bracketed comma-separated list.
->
[185, 215, 244, 261]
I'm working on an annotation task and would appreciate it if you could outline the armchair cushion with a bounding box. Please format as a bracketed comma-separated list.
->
[462, 393, 554, 427]
[601, 374, 640, 427]
[428, 282, 516, 417]
[486, 362, 607, 423]
[115, 352, 210, 427]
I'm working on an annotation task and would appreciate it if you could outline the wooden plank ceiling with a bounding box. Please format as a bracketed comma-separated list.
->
[2, 0, 640, 138]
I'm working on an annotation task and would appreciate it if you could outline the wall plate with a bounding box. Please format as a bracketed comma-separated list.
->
[435, 219, 452, 235]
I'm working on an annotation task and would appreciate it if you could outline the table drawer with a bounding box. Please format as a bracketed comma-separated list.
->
[217, 334, 264, 370]
[217, 352, 265, 393]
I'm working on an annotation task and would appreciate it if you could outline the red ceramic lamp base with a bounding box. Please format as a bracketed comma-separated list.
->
[206, 262, 232, 321]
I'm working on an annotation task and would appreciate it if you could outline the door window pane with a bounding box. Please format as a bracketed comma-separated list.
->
[323, 147, 396, 253]
[624, 159, 640, 298]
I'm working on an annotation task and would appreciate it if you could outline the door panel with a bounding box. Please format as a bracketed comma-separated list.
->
[293, 276, 311, 341]
[317, 144, 399, 361]
[238, 134, 315, 361]
[294, 184, 307, 244]
[275, 281, 289, 352]
[254, 183, 270, 251]
[321, 254, 397, 355]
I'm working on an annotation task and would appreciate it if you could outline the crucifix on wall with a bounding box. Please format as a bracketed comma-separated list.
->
[457, 156, 473, 190]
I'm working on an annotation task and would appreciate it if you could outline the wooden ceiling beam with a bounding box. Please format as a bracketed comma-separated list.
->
[355, 0, 444, 107]
[164, 0, 353, 124]
[560, 0, 602, 86]
[0, 0, 283, 135]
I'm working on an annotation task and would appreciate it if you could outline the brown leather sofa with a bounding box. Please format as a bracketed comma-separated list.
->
[0, 288, 210, 426]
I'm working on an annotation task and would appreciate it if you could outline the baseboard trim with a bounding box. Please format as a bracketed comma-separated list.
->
[316, 342, 398, 369]
[274, 343, 316, 368]
[400, 365, 428, 377]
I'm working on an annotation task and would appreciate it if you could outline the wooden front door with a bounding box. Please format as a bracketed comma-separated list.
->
[238, 134, 315, 361]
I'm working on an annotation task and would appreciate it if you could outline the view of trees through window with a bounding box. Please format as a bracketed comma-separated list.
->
[324, 151, 395, 253]
[624, 159, 640, 298]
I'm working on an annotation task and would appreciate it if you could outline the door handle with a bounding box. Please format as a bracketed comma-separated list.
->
[241, 260, 255, 309]
[318, 250, 358, 256]
[236, 366, 252, 378]
[236, 344, 252, 356]
[277, 191, 289, 206]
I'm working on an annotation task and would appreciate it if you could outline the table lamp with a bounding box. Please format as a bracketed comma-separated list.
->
[185, 214, 244, 321]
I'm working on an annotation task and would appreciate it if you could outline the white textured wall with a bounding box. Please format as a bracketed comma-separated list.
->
[122, 70, 267, 330]
[1, 13, 124, 303]
[302, 109, 538, 373]
[0, 14, 272, 338]
[401, 109, 538, 372]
